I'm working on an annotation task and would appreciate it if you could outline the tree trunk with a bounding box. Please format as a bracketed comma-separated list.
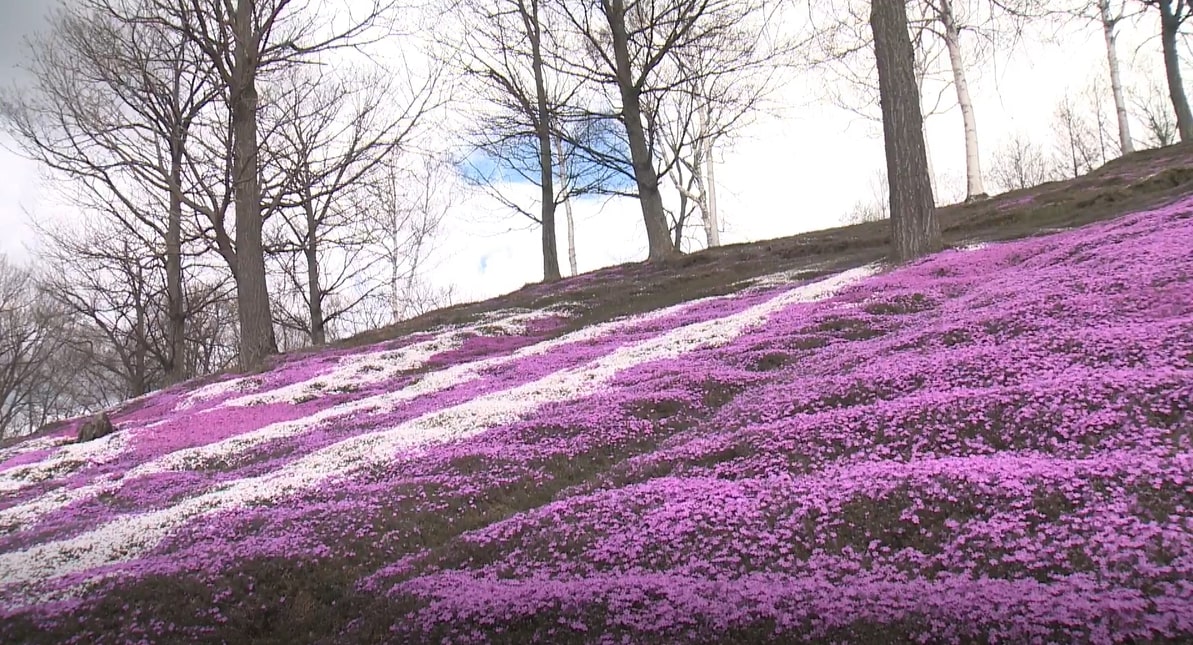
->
[923, 124, 939, 200]
[604, 0, 678, 262]
[701, 132, 721, 248]
[872, 0, 941, 262]
[554, 135, 579, 276]
[673, 185, 688, 249]
[687, 138, 707, 249]
[304, 203, 325, 345]
[165, 127, 186, 385]
[231, 0, 278, 370]
[384, 168, 404, 323]
[1159, 0, 1193, 142]
[390, 252, 401, 323]
[391, 230, 405, 321]
[699, 105, 720, 248]
[529, 1, 562, 282]
[1100, 0, 1134, 154]
[938, 0, 986, 201]
[132, 256, 149, 398]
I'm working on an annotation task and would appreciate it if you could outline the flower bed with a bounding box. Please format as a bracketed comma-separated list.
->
[0, 197, 1190, 644]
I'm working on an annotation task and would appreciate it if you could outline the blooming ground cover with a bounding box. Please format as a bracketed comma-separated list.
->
[0, 195, 1191, 644]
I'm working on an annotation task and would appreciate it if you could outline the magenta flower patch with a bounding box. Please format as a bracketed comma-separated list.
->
[1, 196, 1191, 643]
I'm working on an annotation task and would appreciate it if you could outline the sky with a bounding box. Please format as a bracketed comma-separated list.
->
[0, 0, 52, 259]
[0, 1, 1183, 308]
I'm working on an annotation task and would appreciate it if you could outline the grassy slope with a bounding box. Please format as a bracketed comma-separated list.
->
[337, 142, 1193, 352]
[0, 145, 1191, 644]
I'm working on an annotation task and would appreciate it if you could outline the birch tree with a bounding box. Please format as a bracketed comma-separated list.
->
[1098, 0, 1136, 153]
[1049, 1, 1140, 154]
[555, 134, 581, 275]
[902, 0, 1043, 201]
[919, 0, 987, 200]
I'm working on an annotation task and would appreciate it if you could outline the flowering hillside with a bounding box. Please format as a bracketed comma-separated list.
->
[1, 194, 1192, 643]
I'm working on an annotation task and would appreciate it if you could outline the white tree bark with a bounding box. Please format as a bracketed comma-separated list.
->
[563, 194, 578, 276]
[1099, 0, 1134, 154]
[554, 136, 579, 276]
[939, 0, 986, 200]
[702, 135, 721, 247]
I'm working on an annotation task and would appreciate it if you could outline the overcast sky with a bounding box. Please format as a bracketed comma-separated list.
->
[0, 0, 54, 258]
[0, 2, 1182, 305]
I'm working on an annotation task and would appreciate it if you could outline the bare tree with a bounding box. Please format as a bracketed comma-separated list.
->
[363, 156, 455, 325]
[1052, 82, 1119, 178]
[872, 0, 941, 261]
[0, 0, 221, 386]
[811, 7, 953, 201]
[988, 133, 1063, 191]
[0, 254, 130, 437]
[33, 213, 241, 395]
[132, 0, 400, 368]
[35, 219, 170, 399]
[180, 279, 240, 378]
[649, 42, 773, 250]
[842, 168, 890, 224]
[449, 0, 611, 281]
[1135, 0, 1192, 141]
[1131, 74, 1179, 148]
[261, 64, 435, 345]
[0, 257, 69, 438]
[552, 0, 787, 262]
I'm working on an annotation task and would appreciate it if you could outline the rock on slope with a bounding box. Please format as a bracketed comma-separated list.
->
[0, 195, 1191, 644]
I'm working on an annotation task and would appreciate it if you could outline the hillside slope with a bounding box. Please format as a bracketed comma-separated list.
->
[2, 154, 1193, 643]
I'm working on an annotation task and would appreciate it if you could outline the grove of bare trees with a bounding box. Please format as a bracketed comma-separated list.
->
[0, 0, 1188, 437]
[452, 0, 793, 270]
